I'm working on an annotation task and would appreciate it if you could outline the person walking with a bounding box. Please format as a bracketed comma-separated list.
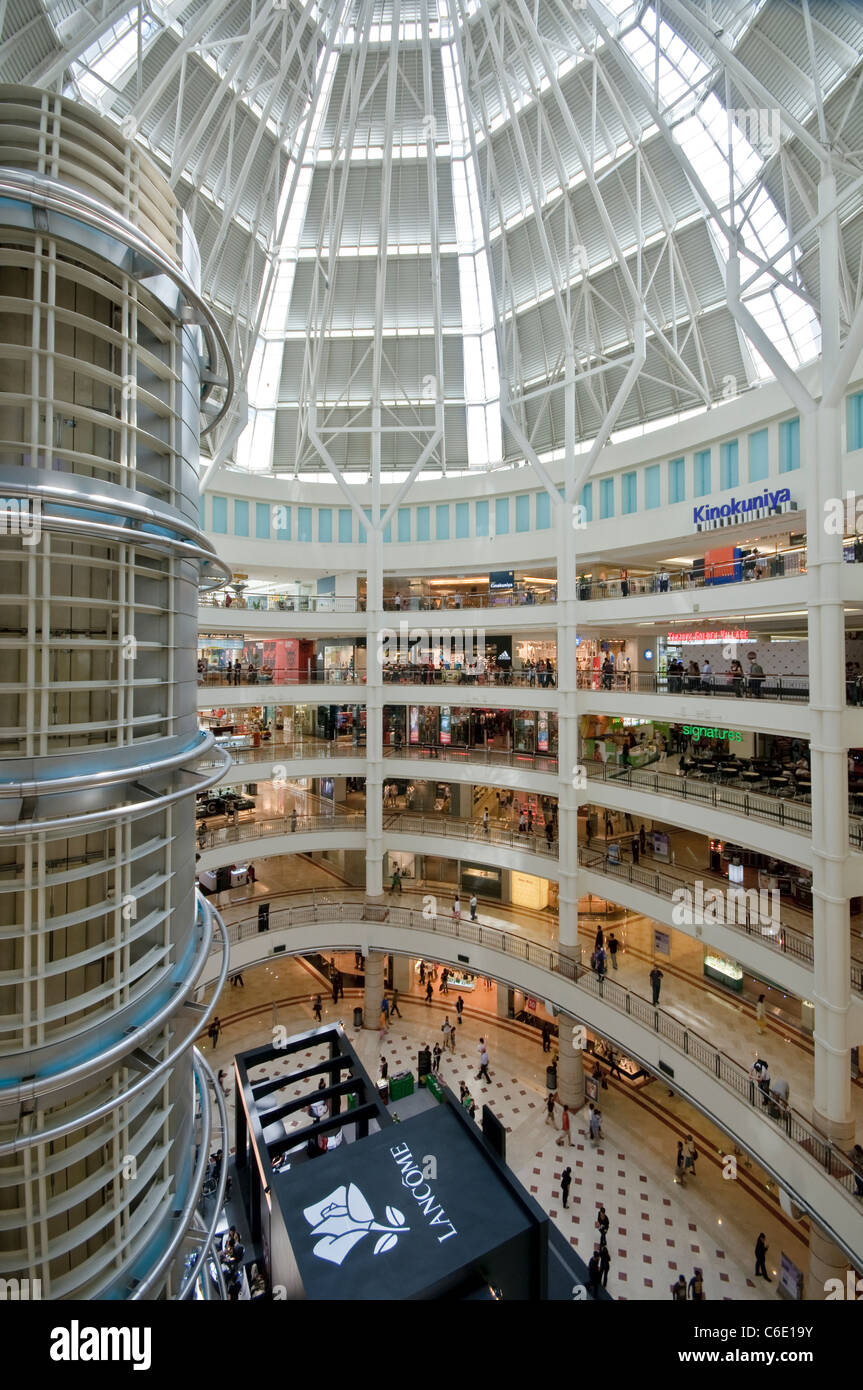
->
[331, 973, 339, 1005]
[607, 1049, 624, 1081]
[378, 1007, 388, 1041]
[650, 965, 663, 1006]
[455, 994, 464, 1021]
[391, 866, 402, 893]
[482, 808, 489, 836]
[560, 1104, 573, 1146]
[469, 893, 478, 921]
[596, 1205, 609, 1248]
[747, 651, 765, 697]
[432, 1042, 442, 1074]
[476, 1037, 491, 1083]
[441, 1016, 453, 1051]
[639, 823, 646, 854]
[379, 1056, 388, 1081]
[689, 1268, 706, 1301]
[594, 925, 605, 952]
[560, 1166, 572, 1209]
[208, 1016, 221, 1049]
[751, 1056, 771, 1105]
[312, 993, 322, 1022]
[599, 1243, 611, 1289]
[587, 1251, 602, 1299]
[425, 980, 433, 1005]
[632, 838, 639, 865]
[671, 1274, 688, 1300]
[545, 1091, 557, 1128]
[607, 933, 619, 970]
[674, 1140, 687, 1187]
[419, 960, 426, 986]
[756, 993, 766, 1034]
[683, 1134, 698, 1178]
[755, 1232, 771, 1280]
[390, 986, 402, 1019]
[588, 1102, 602, 1144]
[541, 1021, 552, 1053]
[380, 995, 390, 1026]
[290, 807, 298, 832]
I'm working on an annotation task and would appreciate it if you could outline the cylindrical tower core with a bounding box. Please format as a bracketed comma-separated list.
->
[0, 86, 232, 1299]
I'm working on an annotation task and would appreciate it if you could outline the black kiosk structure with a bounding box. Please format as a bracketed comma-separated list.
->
[233, 1024, 549, 1299]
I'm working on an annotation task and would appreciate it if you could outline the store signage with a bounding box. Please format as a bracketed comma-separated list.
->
[682, 724, 743, 743]
[537, 713, 548, 752]
[489, 570, 515, 591]
[667, 629, 749, 645]
[389, 1141, 458, 1243]
[693, 487, 793, 529]
[440, 706, 451, 745]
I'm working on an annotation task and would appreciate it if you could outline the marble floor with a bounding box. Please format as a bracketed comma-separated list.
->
[200, 953, 814, 1301]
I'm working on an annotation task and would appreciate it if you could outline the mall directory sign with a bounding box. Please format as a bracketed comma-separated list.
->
[269, 1103, 546, 1299]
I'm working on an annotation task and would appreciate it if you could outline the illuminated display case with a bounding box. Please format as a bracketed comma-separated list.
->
[703, 950, 744, 993]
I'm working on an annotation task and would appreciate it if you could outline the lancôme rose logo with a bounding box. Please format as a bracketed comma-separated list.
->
[304, 1183, 409, 1266]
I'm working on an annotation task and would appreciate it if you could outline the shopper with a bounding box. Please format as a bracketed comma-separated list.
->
[674, 1140, 687, 1187]
[596, 1205, 609, 1247]
[689, 1268, 706, 1301]
[380, 995, 390, 1024]
[599, 1243, 611, 1288]
[312, 993, 322, 1022]
[756, 993, 766, 1034]
[425, 980, 433, 1005]
[441, 1016, 453, 1050]
[378, 1008, 388, 1041]
[218, 1069, 230, 1098]
[587, 1251, 602, 1299]
[455, 994, 464, 1020]
[751, 1055, 771, 1105]
[594, 925, 604, 951]
[208, 1016, 221, 1049]
[671, 1275, 688, 1301]
[380, 1056, 388, 1080]
[476, 1037, 491, 1083]
[560, 1166, 572, 1209]
[419, 960, 426, 986]
[541, 1021, 552, 1053]
[683, 1134, 698, 1177]
[432, 1042, 442, 1073]
[390, 986, 402, 1019]
[452, 897, 461, 922]
[391, 866, 402, 893]
[545, 1091, 557, 1128]
[639, 823, 646, 854]
[469, 893, 478, 921]
[290, 807, 298, 832]
[560, 1104, 572, 1146]
[608, 933, 620, 970]
[649, 965, 663, 1005]
[747, 651, 765, 697]
[588, 1103, 602, 1144]
[755, 1233, 771, 1280]
[331, 974, 339, 1005]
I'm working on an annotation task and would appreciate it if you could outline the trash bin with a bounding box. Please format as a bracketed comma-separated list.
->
[377, 1080, 389, 1104]
[546, 1064, 557, 1091]
[353, 1006, 363, 1029]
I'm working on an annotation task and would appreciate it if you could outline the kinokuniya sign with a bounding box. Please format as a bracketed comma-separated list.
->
[693, 486, 795, 531]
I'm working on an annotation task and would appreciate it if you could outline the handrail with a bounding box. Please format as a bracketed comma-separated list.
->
[578, 670, 815, 703]
[574, 845, 863, 985]
[587, 759, 863, 851]
[198, 668, 361, 687]
[197, 740, 560, 772]
[383, 667, 556, 688]
[195, 809, 556, 858]
[576, 545, 808, 600]
[199, 593, 360, 613]
[208, 898, 863, 1251]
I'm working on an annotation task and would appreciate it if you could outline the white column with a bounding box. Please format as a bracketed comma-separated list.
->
[556, 500, 580, 965]
[807, 175, 853, 1145]
[557, 1012, 585, 1109]
[363, 949, 386, 1028]
[365, 526, 384, 896]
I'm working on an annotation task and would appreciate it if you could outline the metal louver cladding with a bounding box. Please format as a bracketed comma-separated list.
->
[0, 87, 233, 1299]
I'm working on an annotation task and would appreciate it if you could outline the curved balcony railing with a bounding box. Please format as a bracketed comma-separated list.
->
[383, 666, 556, 688]
[199, 667, 361, 688]
[577, 846, 863, 994]
[196, 810, 365, 851]
[382, 811, 558, 858]
[197, 739, 368, 769]
[382, 742, 559, 773]
[583, 760, 863, 850]
[382, 589, 557, 611]
[576, 546, 808, 601]
[578, 669, 812, 703]
[209, 898, 863, 1257]
[195, 808, 556, 859]
[200, 593, 360, 613]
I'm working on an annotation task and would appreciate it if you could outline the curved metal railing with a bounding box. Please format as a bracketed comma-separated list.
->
[207, 897, 863, 1259]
